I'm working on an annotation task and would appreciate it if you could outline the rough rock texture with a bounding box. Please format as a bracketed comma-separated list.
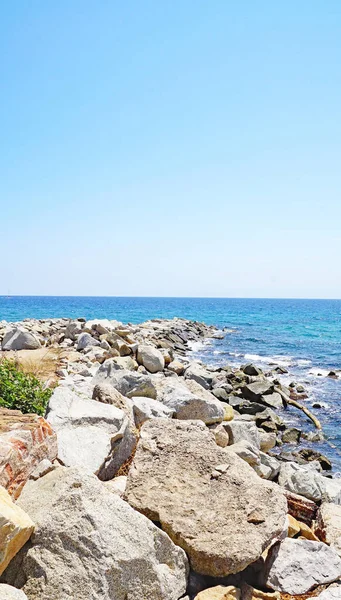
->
[241, 585, 280, 600]
[0, 486, 34, 576]
[2, 467, 189, 600]
[279, 462, 341, 503]
[136, 345, 165, 373]
[0, 409, 57, 498]
[194, 586, 240, 600]
[158, 379, 224, 424]
[285, 490, 318, 525]
[0, 585, 28, 599]
[184, 363, 213, 389]
[76, 332, 100, 350]
[95, 360, 157, 399]
[264, 538, 341, 595]
[125, 419, 287, 577]
[46, 387, 137, 479]
[316, 584, 341, 599]
[1, 328, 41, 351]
[315, 503, 341, 556]
[225, 421, 260, 449]
[127, 396, 173, 426]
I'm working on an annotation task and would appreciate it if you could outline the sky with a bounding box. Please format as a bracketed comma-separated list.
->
[1, 1, 341, 298]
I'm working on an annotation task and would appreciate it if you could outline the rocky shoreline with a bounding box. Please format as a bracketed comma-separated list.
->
[0, 316, 341, 599]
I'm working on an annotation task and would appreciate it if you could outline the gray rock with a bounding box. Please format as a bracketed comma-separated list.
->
[278, 462, 341, 503]
[2, 467, 188, 600]
[0, 585, 28, 599]
[104, 475, 127, 498]
[225, 420, 260, 449]
[137, 345, 165, 373]
[64, 321, 83, 340]
[282, 428, 301, 444]
[242, 381, 274, 402]
[158, 378, 224, 424]
[264, 538, 341, 595]
[125, 419, 287, 577]
[95, 360, 157, 399]
[46, 387, 136, 479]
[316, 583, 341, 599]
[76, 332, 100, 351]
[184, 363, 213, 390]
[128, 395, 174, 426]
[255, 452, 280, 480]
[1, 328, 41, 351]
[226, 440, 260, 466]
[260, 392, 283, 409]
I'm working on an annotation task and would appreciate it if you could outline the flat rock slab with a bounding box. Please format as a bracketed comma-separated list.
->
[264, 537, 341, 595]
[0, 409, 57, 499]
[125, 419, 287, 577]
[2, 466, 188, 600]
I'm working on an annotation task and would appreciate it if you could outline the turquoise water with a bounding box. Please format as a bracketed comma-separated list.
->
[1, 296, 341, 469]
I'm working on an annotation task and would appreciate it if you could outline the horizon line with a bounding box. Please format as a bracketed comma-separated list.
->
[0, 295, 341, 301]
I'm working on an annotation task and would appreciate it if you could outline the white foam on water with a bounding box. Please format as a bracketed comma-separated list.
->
[244, 353, 293, 367]
[309, 367, 331, 377]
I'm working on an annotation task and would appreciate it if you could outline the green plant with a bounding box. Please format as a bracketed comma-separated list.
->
[0, 359, 52, 416]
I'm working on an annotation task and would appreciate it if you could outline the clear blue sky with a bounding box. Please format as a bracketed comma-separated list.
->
[1, 1, 340, 298]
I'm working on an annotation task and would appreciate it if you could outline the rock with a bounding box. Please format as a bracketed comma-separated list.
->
[264, 537, 341, 595]
[287, 514, 301, 537]
[209, 423, 230, 447]
[241, 584, 280, 600]
[243, 364, 262, 376]
[260, 393, 282, 409]
[0, 585, 28, 599]
[278, 462, 341, 503]
[95, 360, 157, 399]
[259, 431, 276, 452]
[255, 452, 280, 480]
[242, 381, 274, 402]
[92, 382, 128, 409]
[137, 344, 165, 373]
[282, 428, 301, 444]
[113, 356, 138, 371]
[127, 396, 174, 426]
[158, 378, 224, 424]
[104, 475, 127, 498]
[212, 388, 229, 401]
[227, 440, 260, 466]
[125, 419, 287, 577]
[1, 328, 41, 351]
[298, 448, 332, 471]
[184, 363, 213, 390]
[168, 360, 186, 375]
[46, 387, 137, 479]
[29, 459, 55, 481]
[64, 321, 83, 340]
[225, 420, 260, 449]
[315, 503, 341, 556]
[0, 485, 34, 576]
[316, 583, 341, 599]
[285, 490, 318, 525]
[194, 586, 240, 600]
[76, 332, 100, 350]
[299, 520, 319, 541]
[2, 467, 188, 600]
[0, 408, 57, 498]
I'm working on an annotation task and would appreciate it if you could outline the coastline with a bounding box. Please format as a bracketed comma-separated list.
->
[1, 316, 341, 598]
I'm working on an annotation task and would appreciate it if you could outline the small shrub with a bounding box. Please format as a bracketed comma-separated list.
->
[0, 359, 52, 416]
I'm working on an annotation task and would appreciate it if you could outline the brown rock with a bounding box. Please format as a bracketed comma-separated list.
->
[0, 409, 57, 499]
[0, 485, 34, 575]
[284, 489, 318, 525]
[125, 419, 287, 577]
[194, 586, 240, 600]
[287, 514, 300, 537]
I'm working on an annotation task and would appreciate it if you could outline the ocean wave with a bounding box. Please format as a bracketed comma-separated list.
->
[244, 353, 293, 367]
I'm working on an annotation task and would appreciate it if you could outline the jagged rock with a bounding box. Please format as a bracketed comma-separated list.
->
[95, 360, 157, 399]
[1, 328, 41, 351]
[278, 462, 341, 503]
[315, 503, 341, 556]
[243, 364, 262, 377]
[287, 515, 301, 537]
[209, 423, 230, 447]
[0, 585, 28, 599]
[259, 393, 282, 409]
[225, 420, 260, 449]
[46, 387, 136, 480]
[254, 452, 280, 480]
[0, 409, 57, 498]
[194, 586, 240, 600]
[113, 356, 138, 371]
[184, 363, 213, 389]
[264, 537, 341, 595]
[126, 396, 173, 426]
[0, 486, 34, 576]
[282, 428, 301, 444]
[158, 378, 224, 424]
[92, 383, 128, 409]
[76, 332, 100, 351]
[285, 490, 318, 525]
[125, 419, 287, 577]
[104, 475, 127, 498]
[242, 381, 274, 402]
[64, 321, 83, 340]
[2, 467, 188, 600]
[136, 345, 165, 373]
[297, 448, 332, 471]
[226, 440, 260, 466]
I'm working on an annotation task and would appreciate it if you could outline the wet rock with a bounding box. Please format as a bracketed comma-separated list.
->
[125, 419, 287, 577]
[243, 364, 262, 377]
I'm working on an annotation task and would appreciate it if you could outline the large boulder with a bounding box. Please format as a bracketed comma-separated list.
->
[125, 419, 287, 577]
[225, 420, 260, 449]
[157, 378, 224, 424]
[76, 332, 100, 351]
[242, 381, 274, 402]
[136, 345, 165, 373]
[95, 360, 157, 399]
[0, 585, 28, 599]
[0, 409, 57, 498]
[184, 363, 213, 389]
[127, 396, 173, 426]
[264, 537, 341, 595]
[2, 467, 188, 600]
[46, 387, 136, 479]
[0, 485, 34, 576]
[315, 502, 341, 556]
[278, 462, 341, 503]
[1, 328, 41, 351]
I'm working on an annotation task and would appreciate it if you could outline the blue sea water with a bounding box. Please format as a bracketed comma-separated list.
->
[1, 296, 341, 470]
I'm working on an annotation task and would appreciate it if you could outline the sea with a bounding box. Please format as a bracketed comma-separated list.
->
[1, 296, 341, 471]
